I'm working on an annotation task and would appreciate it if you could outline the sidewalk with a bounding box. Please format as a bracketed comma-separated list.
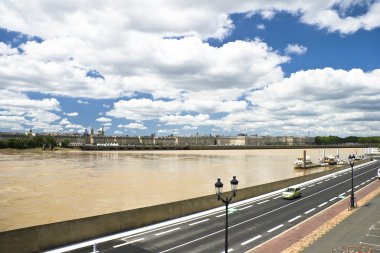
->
[247, 179, 380, 253]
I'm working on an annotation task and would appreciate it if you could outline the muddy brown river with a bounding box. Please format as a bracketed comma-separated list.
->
[0, 147, 363, 231]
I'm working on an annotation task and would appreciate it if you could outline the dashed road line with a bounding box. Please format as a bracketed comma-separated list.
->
[329, 197, 338, 201]
[219, 248, 234, 253]
[267, 224, 284, 233]
[305, 208, 316, 214]
[238, 205, 253, 211]
[288, 215, 302, 222]
[318, 202, 328, 207]
[257, 200, 269, 205]
[241, 235, 262, 246]
[155, 228, 180, 236]
[113, 238, 144, 248]
[189, 219, 209, 226]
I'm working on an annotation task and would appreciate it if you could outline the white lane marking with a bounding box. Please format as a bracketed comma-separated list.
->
[366, 234, 380, 238]
[159, 228, 224, 253]
[360, 242, 380, 247]
[273, 195, 283, 199]
[238, 205, 253, 210]
[308, 184, 315, 187]
[329, 197, 338, 201]
[257, 200, 269, 205]
[241, 235, 262, 246]
[216, 213, 225, 217]
[318, 202, 328, 207]
[220, 249, 234, 253]
[113, 238, 144, 248]
[155, 228, 180, 236]
[288, 215, 302, 222]
[316, 182, 323, 184]
[324, 179, 331, 182]
[189, 219, 209, 226]
[355, 185, 360, 188]
[267, 224, 284, 233]
[347, 190, 351, 192]
[305, 208, 316, 214]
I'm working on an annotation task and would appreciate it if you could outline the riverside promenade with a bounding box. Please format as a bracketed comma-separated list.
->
[247, 179, 380, 253]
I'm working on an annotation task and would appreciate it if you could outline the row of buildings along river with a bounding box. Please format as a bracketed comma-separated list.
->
[0, 128, 315, 148]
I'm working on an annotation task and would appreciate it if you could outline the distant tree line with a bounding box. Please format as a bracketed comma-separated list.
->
[0, 136, 70, 149]
[315, 136, 380, 145]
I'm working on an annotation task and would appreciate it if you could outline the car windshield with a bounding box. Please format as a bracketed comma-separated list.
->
[285, 188, 295, 192]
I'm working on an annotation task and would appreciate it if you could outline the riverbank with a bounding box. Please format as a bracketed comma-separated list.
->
[79, 144, 370, 151]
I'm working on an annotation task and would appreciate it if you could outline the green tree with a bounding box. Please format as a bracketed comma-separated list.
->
[45, 135, 57, 149]
[0, 140, 6, 149]
[61, 139, 70, 148]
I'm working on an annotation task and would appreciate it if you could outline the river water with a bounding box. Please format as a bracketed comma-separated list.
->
[0, 147, 363, 231]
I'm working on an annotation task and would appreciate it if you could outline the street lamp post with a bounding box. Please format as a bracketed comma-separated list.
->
[215, 176, 239, 253]
[348, 154, 356, 209]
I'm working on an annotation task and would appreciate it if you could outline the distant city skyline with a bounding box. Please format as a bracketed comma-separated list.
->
[0, 1, 380, 137]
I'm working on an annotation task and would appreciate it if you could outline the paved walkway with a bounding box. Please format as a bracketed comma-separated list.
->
[247, 179, 380, 253]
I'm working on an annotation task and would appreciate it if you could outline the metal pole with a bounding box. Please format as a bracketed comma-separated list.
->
[351, 166, 354, 207]
[225, 201, 228, 253]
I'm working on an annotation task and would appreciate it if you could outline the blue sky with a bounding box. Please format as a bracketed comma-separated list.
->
[0, 1, 380, 137]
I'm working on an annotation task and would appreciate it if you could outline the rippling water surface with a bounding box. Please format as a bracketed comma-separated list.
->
[0, 147, 363, 231]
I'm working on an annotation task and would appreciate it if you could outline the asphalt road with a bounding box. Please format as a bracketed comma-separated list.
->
[46, 160, 380, 253]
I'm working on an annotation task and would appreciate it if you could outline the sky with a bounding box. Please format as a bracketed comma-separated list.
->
[0, 1, 380, 137]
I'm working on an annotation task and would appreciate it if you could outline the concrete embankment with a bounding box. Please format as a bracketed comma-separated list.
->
[0, 159, 369, 253]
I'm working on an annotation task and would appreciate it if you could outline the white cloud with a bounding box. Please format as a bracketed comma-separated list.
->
[0, 90, 62, 132]
[59, 118, 71, 125]
[183, 125, 198, 130]
[65, 124, 83, 129]
[256, 23, 265, 30]
[96, 117, 112, 123]
[285, 44, 307, 55]
[157, 128, 179, 135]
[77, 100, 89, 104]
[65, 112, 78, 117]
[0, 42, 18, 55]
[108, 99, 182, 121]
[118, 122, 147, 129]
[0, 1, 380, 135]
[113, 130, 123, 135]
[242, 68, 380, 136]
[160, 114, 210, 126]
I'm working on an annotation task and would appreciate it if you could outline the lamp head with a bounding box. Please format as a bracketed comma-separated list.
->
[348, 154, 355, 165]
[230, 176, 238, 193]
[215, 178, 223, 196]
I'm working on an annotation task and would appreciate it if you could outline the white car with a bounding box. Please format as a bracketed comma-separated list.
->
[378, 168, 380, 180]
